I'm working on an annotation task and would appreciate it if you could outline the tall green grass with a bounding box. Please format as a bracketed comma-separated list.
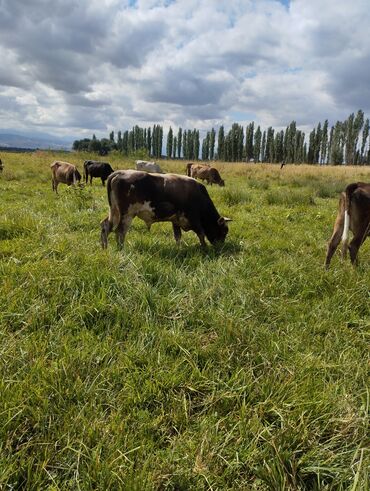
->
[0, 152, 369, 489]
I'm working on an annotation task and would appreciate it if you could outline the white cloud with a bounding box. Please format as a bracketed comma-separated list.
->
[0, 0, 369, 139]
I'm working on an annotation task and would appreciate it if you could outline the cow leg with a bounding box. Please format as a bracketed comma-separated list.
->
[101, 178, 105, 186]
[100, 218, 113, 249]
[348, 228, 368, 265]
[115, 216, 133, 249]
[325, 227, 343, 268]
[54, 181, 59, 194]
[193, 224, 206, 247]
[196, 230, 207, 248]
[172, 224, 182, 245]
[325, 198, 345, 269]
[90, 176, 93, 185]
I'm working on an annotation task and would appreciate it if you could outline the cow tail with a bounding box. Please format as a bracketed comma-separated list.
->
[186, 163, 192, 176]
[107, 174, 121, 229]
[341, 183, 357, 256]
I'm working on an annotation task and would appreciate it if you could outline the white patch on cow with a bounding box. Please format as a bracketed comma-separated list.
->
[127, 200, 155, 226]
[342, 209, 350, 242]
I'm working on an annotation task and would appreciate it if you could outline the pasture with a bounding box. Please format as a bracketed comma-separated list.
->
[0, 151, 369, 490]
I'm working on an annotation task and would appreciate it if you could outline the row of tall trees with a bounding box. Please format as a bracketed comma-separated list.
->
[73, 110, 370, 164]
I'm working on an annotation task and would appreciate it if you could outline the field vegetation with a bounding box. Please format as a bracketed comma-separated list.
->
[0, 151, 369, 490]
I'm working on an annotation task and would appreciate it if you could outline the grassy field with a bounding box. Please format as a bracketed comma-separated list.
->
[0, 151, 369, 490]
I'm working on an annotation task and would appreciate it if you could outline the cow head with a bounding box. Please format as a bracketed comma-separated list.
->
[207, 216, 232, 244]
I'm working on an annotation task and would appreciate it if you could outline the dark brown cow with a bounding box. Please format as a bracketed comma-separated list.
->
[325, 182, 370, 268]
[83, 160, 114, 186]
[187, 163, 225, 187]
[50, 161, 81, 194]
[100, 170, 231, 249]
[0, 158, 3, 172]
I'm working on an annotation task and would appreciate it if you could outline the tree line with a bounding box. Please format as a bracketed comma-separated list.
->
[72, 110, 370, 165]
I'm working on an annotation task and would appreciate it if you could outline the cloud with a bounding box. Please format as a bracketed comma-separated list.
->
[0, 0, 369, 139]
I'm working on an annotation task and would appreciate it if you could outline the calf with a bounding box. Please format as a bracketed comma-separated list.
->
[325, 182, 370, 268]
[84, 160, 114, 186]
[50, 161, 81, 194]
[188, 163, 225, 187]
[100, 170, 231, 249]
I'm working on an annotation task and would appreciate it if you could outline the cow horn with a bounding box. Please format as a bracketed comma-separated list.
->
[218, 217, 232, 225]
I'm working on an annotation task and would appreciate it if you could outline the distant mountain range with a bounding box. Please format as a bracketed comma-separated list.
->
[0, 131, 73, 150]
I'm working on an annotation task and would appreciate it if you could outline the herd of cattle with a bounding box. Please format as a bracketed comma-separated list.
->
[1, 156, 370, 266]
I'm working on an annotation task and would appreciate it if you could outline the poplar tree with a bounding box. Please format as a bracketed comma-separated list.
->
[307, 129, 316, 164]
[183, 131, 187, 160]
[320, 120, 328, 164]
[177, 128, 182, 159]
[217, 126, 225, 161]
[194, 129, 200, 160]
[261, 131, 266, 162]
[209, 128, 216, 160]
[147, 127, 152, 155]
[254, 126, 262, 162]
[245, 122, 254, 161]
[360, 118, 369, 163]
[330, 121, 345, 165]
[202, 132, 210, 160]
[314, 122, 322, 163]
[173, 136, 177, 159]
[166, 127, 173, 159]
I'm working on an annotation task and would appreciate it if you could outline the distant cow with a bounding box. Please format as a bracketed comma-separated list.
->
[100, 170, 231, 249]
[84, 160, 114, 186]
[0, 158, 3, 172]
[50, 161, 81, 194]
[325, 182, 370, 268]
[135, 160, 163, 173]
[187, 163, 225, 187]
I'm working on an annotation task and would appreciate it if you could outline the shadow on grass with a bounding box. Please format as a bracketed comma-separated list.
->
[132, 238, 243, 262]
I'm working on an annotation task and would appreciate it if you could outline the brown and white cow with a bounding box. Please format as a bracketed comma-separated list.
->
[187, 163, 225, 187]
[50, 161, 81, 194]
[325, 182, 370, 268]
[100, 170, 231, 249]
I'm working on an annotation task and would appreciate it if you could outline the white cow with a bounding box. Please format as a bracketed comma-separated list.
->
[135, 160, 163, 173]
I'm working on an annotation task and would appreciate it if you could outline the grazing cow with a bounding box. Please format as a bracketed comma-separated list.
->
[135, 160, 163, 173]
[100, 170, 231, 249]
[0, 158, 3, 172]
[83, 160, 114, 186]
[50, 161, 81, 194]
[187, 163, 225, 187]
[325, 182, 370, 268]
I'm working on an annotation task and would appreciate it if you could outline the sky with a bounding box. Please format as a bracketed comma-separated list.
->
[0, 0, 369, 140]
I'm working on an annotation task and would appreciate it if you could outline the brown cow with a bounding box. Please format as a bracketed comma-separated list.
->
[325, 182, 370, 268]
[100, 170, 231, 249]
[187, 163, 225, 187]
[50, 161, 81, 194]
